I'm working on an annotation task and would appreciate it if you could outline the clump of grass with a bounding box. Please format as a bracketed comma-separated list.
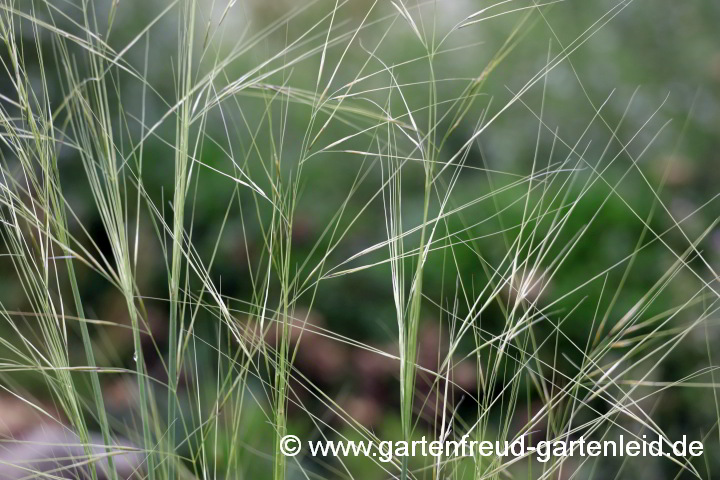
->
[0, 1, 718, 480]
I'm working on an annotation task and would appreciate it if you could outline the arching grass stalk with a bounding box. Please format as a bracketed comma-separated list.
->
[397, 11, 438, 479]
[168, 0, 196, 477]
[0, 9, 115, 479]
[272, 115, 297, 480]
[51, 6, 157, 476]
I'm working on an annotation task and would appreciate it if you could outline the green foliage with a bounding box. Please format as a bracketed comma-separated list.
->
[0, 1, 718, 479]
